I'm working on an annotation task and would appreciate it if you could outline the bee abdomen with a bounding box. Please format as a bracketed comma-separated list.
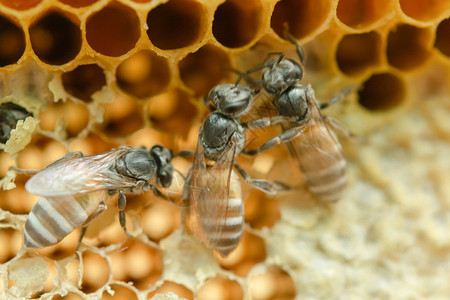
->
[209, 196, 244, 257]
[298, 127, 347, 202]
[23, 196, 89, 248]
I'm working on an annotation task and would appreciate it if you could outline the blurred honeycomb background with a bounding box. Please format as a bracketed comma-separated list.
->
[0, 0, 450, 299]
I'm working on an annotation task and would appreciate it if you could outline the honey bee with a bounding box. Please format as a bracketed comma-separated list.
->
[182, 83, 289, 257]
[17, 145, 174, 249]
[0, 102, 33, 144]
[241, 33, 349, 202]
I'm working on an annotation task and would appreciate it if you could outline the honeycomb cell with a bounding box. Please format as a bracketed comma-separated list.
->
[179, 44, 231, 97]
[81, 251, 109, 293]
[52, 292, 84, 300]
[147, 281, 194, 300]
[0, 15, 26, 67]
[336, 0, 393, 29]
[147, 90, 197, 137]
[102, 284, 138, 300]
[271, 0, 331, 40]
[147, 0, 204, 50]
[61, 64, 106, 102]
[217, 231, 267, 277]
[116, 50, 171, 99]
[99, 95, 144, 138]
[434, 18, 450, 58]
[38, 100, 89, 138]
[58, 0, 97, 8]
[0, 0, 41, 10]
[399, 0, 450, 23]
[249, 266, 296, 300]
[358, 72, 406, 111]
[386, 24, 432, 71]
[197, 275, 244, 300]
[336, 31, 382, 76]
[70, 133, 120, 155]
[29, 11, 82, 65]
[213, 0, 262, 48]
[86, 2, 140, 57]
[245, 190, 280, 229]
[141, 199, 179, 242]
[0, 228, 22, 264]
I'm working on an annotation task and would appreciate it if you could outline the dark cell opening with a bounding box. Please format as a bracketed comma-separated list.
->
[434, 18, 450, 58]
[29, 11, 82, 65]
[147, 0, 203, 50]
[86, 2, 140, 57]
[0, 15, 26, 67]
[62, 64, 106, 102]
[337, 0, 393, 28]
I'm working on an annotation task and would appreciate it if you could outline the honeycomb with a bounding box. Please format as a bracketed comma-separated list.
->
[0, 0, 449, 299]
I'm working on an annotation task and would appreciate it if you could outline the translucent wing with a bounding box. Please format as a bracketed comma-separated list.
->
[26, 147, 139, 197]
[186, 127, 237, 248]
[23, 191, 106, 248]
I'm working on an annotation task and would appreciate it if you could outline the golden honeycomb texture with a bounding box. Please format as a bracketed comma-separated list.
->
[0, 0, 449, 299]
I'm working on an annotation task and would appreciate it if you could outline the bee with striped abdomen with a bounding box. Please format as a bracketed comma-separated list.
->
[241, 31, 350, 202]
[182, 83, 289, 257]
[17, 145, 174, 249]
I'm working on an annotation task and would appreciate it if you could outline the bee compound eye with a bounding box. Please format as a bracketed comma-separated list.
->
[159, 171, 173, 187]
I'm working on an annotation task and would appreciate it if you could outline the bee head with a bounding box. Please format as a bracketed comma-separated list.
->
[262, 58, 303, 95]
[150, 145, 174, 188]
[206, 84, 254, 117]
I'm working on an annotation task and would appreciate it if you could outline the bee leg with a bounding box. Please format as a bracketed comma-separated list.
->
[242, 125, 307, 155]
[118, 190, 131, 237]
[8, 166, 39, 174]
[243, 116, 295, 130]
[324, 116, 355, 140]
[77, 201, 107, 250]
[282, 23, 305, 63]
[152, 186, 169, 201]
[319, 87, 354, 110]
[234, 163, 291, 194]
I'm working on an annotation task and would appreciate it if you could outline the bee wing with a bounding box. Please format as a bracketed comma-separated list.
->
[25, 147, 138, 197]
[186, 128, 236, 247]
[23, 191, 106, 248]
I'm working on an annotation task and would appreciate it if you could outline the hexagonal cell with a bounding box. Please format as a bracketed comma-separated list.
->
[102, 284, 138, 300]
[0, 0, 41, 10]
[38, 100, 90, 138]
[249, 266, 296, 300]
[69, 133, 120, 155]
[179, 44, 232, 97]
[336, 0, 394, 29]
[146, 89, 198, 137]
[386, 24, 433, 71]
[0, 15, 26, 67]
[0, 180, 36, 214]
[213, 0, 263, 48]
[52, 292, 84, 300]
[358, 72, 406, 111]
[62, 64, 106, 102]
[17, 134, 67, 170]
[0, 228, 22, 264]
[271, 0, 331, 40]
[86, 2, 140, 57]
[110, 239, 163, 289]
[399, 0, 450, 23]
[98, 95, 144, 138]
[81, 251, 110, 293]
[434, 18, 450, 58]
[336, 31, 383, 76]
[147, 281, 194, 300]
[147, 0, 204, 50]
[58, 0, 97, 8]
[29, 10, 82, 65]
[245, 190, 281, 229]
[141, 199, 180, 242]
[116, 50, 171, 99]
[197, 275, 244, 300]
[217, 231, 267, 277]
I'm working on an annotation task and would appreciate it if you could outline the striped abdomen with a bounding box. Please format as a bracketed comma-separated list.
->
[291, 122, 347, 202]
[23, 193, 102, 248]
[201, 170, 244, 257]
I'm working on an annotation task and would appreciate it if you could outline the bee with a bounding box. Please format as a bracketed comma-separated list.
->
[0, 102, 33, 144]
[17, 145, 174, 249]
[182, 83, 289, 257]
[241, 32, 349, 202]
